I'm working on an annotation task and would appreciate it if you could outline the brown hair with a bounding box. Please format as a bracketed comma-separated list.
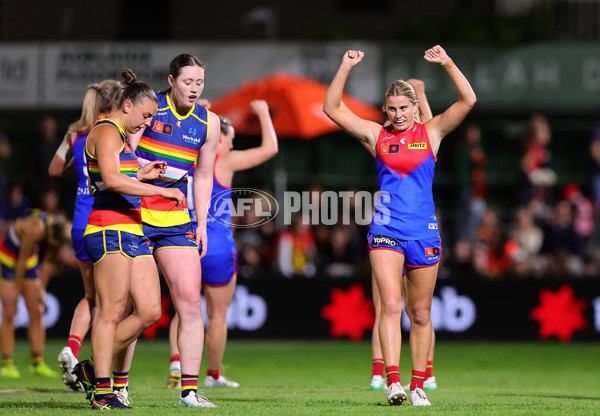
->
[118, 68, 157, 108]
[159, 54, 206, 94]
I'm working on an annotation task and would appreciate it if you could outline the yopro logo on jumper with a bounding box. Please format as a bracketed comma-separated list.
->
[209, 188, 278, 228]
[371, 234, 401, 246]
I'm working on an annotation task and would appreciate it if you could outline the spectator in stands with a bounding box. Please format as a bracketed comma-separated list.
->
[0, 183, 31, 237]
[325, 224, 357, 277]
[27, 116, 60, 204]
[541, 199, 585, 277]
[473, 207, 517, 278]
[276, 212, 317, 278]
[588, 122, 600, 210]
[508, 207, 544, 277]
[440, 238, 476, 279]
[518, 113, 557, 205]
[455, 124, 487, 241]
[562, 183, 594, 256]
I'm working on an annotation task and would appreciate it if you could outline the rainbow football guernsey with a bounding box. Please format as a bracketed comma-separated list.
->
[84, 119, 143, 236]
[369, 122, 439, 240]
[136, 92, 209, 228]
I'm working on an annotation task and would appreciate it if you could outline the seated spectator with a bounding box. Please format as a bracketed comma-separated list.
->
[541, 200, 585, 277]
[562, 183, 594, 255]
[508, 207, 544, 277]
[441, 238, 476, 279]
[473, 207, 517, 278]
[324, 225, 357, 277]
[276, 212, 317, 278]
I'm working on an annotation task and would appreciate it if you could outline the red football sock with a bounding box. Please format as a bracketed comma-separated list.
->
[67, 334, 82, 358]
[410, 370, 426, 391]
[207, 368, 220, 380]
[31, 352, 43, 365]
[426, 360, 434, 379]
[385, 365, 400, 387]
[372, 358, 384, 377]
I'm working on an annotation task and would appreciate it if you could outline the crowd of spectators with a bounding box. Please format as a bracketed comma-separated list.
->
[2, 113, 600, 280]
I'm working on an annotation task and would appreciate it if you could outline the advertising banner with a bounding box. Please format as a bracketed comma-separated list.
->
[38, 41, 380, 108]
[5, 275, 599, 342]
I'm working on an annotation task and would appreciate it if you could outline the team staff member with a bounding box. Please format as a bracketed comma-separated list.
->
[167, 100, 278, 389]
[324, 45, 476, 406]
[131, 54, 220, 408]
[77, 69, 184, 410]
[0, 209, 70, 379]
[49, 79, 124, 391]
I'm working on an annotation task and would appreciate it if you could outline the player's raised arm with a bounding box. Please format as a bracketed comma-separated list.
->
[323, 50, 382, 155]
[424, 45, 476, 153]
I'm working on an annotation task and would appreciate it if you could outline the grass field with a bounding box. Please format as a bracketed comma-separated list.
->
[0, 339, 599, 415]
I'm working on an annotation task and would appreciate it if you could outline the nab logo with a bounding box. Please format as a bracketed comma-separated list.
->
[152, 121, 173, 136]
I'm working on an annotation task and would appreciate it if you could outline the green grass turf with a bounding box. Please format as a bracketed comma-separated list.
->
[0, 339, 599, 415]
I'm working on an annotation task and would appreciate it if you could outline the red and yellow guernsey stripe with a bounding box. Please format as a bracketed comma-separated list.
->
[141, 196, 190, 227]
[0, 240, 38, 269]
[84, 208, 143, 236]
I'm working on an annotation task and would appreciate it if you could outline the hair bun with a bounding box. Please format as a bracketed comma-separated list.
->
[119, 68, 138, 86]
